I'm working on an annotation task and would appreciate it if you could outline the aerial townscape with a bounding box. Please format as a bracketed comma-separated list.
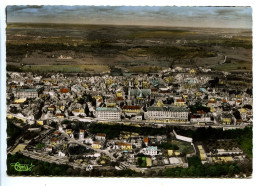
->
[5, 6, 252, 178]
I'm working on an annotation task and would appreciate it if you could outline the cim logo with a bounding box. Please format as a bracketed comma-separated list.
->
[10, 162, 34, 172]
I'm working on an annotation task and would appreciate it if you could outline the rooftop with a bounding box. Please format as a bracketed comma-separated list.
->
[122, 105, 141, 110]
[96, 107, 119, 112]
[147, 106, 189, 112]
[16, 88, 39, 92]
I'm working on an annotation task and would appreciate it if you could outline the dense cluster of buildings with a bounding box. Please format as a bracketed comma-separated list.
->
[7, 66, 252, 127]
[6, 66, 252, 171]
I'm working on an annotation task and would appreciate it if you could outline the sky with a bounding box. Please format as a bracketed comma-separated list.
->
[6, 6, 252, 29]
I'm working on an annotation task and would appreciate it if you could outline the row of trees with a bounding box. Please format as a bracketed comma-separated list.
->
[89, 123, 167, 139]
[159, 142, 179, 150]
[7, 119, 23, 147]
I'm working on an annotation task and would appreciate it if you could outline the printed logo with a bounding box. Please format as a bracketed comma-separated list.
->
[10, 162, 35, 172]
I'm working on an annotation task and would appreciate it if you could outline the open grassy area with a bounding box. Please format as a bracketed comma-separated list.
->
[128, 30, 193, 39]
[129, 65, 164, 73]
[20, 64, 109, 73]
[189, 37, 252, 49]
[212, 61, 252, 72]
[171, 140, 195, 154]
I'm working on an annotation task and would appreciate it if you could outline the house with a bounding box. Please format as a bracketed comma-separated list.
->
[13, 98, 27, 104]
[142, 146, 158, 156]
[198, 145, 208, 164]
[122, 105, 141, 116]
[48, 105, 55, 111]
[208, 100, 217, 108]
[72, 109, 86, 117]
[95, 133, 106, 141]
[132, 114, 143, 121]
[143, 137, 149, 146]
[116, 142, 132, 150]
[212, 157, 234, 164]
[221, 113, 233, 125]
[79, 130, 85, 140]
[58, 151, 66, 157]
[86, 165, 93, 171]
[174, 99, 186, 107]
[216, 148, 243, 155]
[60, 88, 69, 93]
[66, 129, 72, 135]
[56, 113, 65, 119]
[84, 137, 93, 145]
[37, 120, 44, 125]
[190, 114, 211, 124]
[45, 146, 52, 152]
[92, 142, 102, 149]
[146, 158, 152, 167]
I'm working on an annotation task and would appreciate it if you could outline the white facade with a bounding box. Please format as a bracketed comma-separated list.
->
[190, 117, 211, 123]
[141, 146, 158, 156]
[14, 89, 39, 98]
[146, 106, 189, 121]
[95, 107, 121, 120]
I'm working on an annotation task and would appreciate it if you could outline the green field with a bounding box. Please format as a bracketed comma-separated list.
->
[20, 65, 110, 73]
[128, 30, 193, 39]
[213, 61, 252, 72]
[171, 140, 195, 154]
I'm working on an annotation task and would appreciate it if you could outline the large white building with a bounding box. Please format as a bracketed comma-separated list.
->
[13, 88, 40, 98]
[95, 107, 121, 121]
[146, 106, 189, 123]
[141, 146, 158, 156]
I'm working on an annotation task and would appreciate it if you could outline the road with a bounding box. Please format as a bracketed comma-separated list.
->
[59, 130, 116, 161]
[21, 150, 87, 169]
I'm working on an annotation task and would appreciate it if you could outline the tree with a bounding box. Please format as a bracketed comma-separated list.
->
[207, 166, 217, 177]
[85, 104, 89, 116]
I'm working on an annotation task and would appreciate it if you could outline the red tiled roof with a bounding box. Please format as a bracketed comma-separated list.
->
[116, 142, 131, 146]
[60, 88, 69, 93]
[191, 115, 201, 118]
[208, 101, 216, 103]
[159, 90, 171, 93]
[96, 133, 106, 137]
[122, 105, 141, 110]
[51, 138, 57, 142]
[116, 97, 124, 101]
[144, 137, 149, 143]
[197, 110, 206, 115]
[222, 99, 227, 103]
[176, 99, 185, 102]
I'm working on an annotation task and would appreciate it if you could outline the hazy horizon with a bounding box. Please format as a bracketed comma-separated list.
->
[6, 6, 252, 29]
